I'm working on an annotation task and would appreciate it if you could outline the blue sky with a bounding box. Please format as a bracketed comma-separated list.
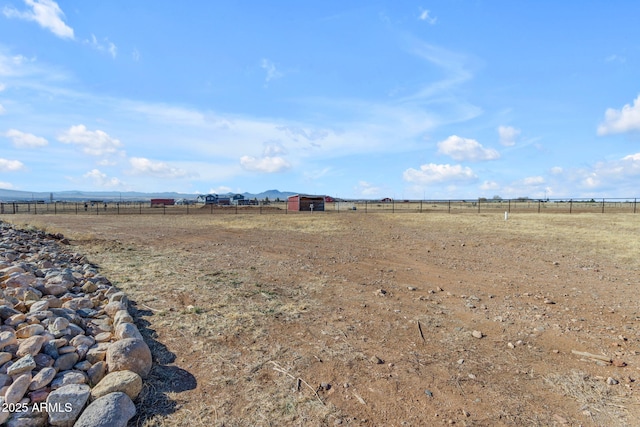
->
[1, 1, 639, 199]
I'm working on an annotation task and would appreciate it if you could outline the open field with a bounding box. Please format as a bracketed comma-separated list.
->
[2, 212, 640, 426]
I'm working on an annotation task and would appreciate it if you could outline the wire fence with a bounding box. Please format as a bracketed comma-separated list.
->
[0, 198, 638, 216]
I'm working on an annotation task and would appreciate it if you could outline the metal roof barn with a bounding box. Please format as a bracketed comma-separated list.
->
[287, 194, 325, 212]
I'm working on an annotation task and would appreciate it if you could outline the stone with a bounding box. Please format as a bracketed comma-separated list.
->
[15, 323, 45, 339]
[0, 352, 12, 365]
[43, 284, 68, 297]
[28, 300, 49, 313]
[113, 310, 133, 327]
[28, 388, 49, 403]
[16, 335, 47, 357]
[5, 313, 26, 326]
[95, 332, 112, 342]
[106, 338, 152, 378]
[5, 404, 48, 426]
[81, 282, 98, 293]
[29, 366, 57, 390]
[51, 371, 87, 389]
[115, 323, 143, 341]
[0, 330, 17, 350]
[90, 370, 143, 401]
[104, 301, 127, 318]
[33, 353, 54, 369]
[54, 352, 79, 371]
[6, 354, 36, 376]
[4, 373, 31, 404]
[87, 361, 107, 387]
[471, 330, 484, 339]
[46, 383, 90, 426]
[70, 335, 94, 348]
[0, 373, 12, 387]
[73, 392, 136, 427]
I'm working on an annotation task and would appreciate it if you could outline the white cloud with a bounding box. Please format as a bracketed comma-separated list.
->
[263, 141, 287, 157]
[5, 129, 48, 148]
[83, 169, 124, 188]
[437, 135, 500, 161]
[550, 166, 563, 175]
[0, 83, 5, 91]
[403, 163, 477, 185]
[260, 58, 283, 83]
[418, 9, 437, 24]
[523, 176, 545, 185]
[0, 181, 15, 189]
[208, 186, 232, 194]
[3, 0, 74, 39]
[587, 152, 640, 186]
[128, 157, 188, 178]
[355, 181, 383, 197]
[498, 125, 520, 146]
[240, 155, 290, 173]
[85, 35, 118, 59]
[597, 95, 640, 135]
[480, 180, 499, 191]
[0, 104, 5, 115]
[57, 125, 123, 156]
[0, 158, 25, 172]
[605, 54, 625, 64]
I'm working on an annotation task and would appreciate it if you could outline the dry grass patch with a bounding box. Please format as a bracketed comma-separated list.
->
[544, 370, 632, 427]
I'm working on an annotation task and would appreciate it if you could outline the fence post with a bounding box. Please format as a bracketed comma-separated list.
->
[635, 198, 637, 214]
[538, 200, 541, 213]
[392, 199, 395, 213]
[420, 200, 423, 213]
[602, 198, 605, 214]
[365, 200, 367, 213]
[477, 198, 480, 213]
[508, 199, 511, 213]
[139, 203, 142, 215]
[569, 199, 572, 214]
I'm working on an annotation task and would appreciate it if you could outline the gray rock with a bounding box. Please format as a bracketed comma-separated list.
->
[29, 366, 57, 390]
[73, 392, 136, 427]
[90, 370, 143, 401]
[114, 322, 143, 341]
[46, 383, 90, 427]
[106, 338, 152, 378]
[4, 373, 31, 404]
[51, 370, 86, 389]
[54, 352, 79, 371]
[6, 354, 36, 376]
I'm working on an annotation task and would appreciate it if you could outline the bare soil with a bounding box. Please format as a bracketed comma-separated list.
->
[4, 212, 640, 426]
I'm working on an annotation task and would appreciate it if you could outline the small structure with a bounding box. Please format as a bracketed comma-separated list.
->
[197, 194, 218, 205]
[287, 194, 325, 212]
[381, 197, 393, 203]
[150, 198, 175, 207]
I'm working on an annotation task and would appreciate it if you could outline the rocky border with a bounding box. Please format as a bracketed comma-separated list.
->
[0, 221, 150, 426]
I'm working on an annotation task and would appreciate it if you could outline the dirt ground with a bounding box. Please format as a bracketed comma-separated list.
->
[4, 211, 640, 426]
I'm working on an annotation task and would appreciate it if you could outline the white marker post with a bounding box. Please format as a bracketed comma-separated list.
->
[504, 211, 509, 221]
[310, 203, 314, 213]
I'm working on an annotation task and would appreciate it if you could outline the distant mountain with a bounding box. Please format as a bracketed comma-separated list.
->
[0, 188, 301, 202]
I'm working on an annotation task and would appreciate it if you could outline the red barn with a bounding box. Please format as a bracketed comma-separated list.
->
[150, 198, 175, 207]
[287, 194, 325, 212]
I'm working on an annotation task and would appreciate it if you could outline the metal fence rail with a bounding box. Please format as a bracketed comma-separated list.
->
[1, 198, 637, 216]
